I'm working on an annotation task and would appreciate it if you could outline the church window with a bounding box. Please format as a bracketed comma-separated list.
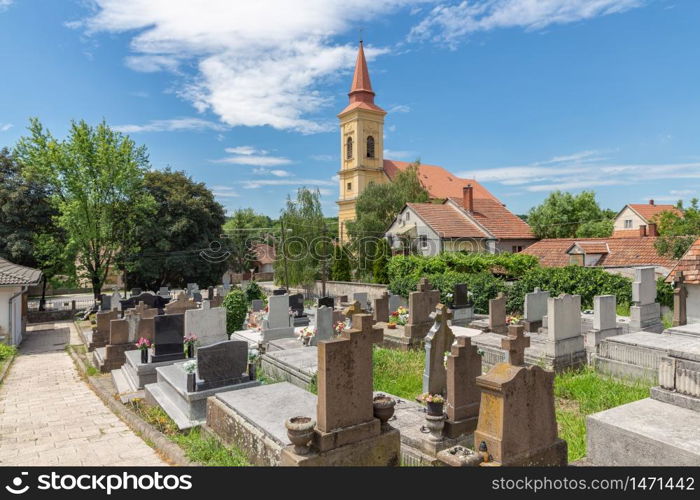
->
[366, 136, 375, 158]
[346, 137, 353, 160]
[347, 182, 352, 191]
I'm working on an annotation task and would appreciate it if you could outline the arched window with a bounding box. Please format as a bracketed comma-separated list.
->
[346, 137, 353, 160]
[366, 136, 375, 158]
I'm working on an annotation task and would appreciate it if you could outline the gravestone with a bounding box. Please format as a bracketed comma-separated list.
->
[289, 293, 309, 326]
[388, 294, 407, 313]
[111, 291, 122, 312]
[93, 317, 134, 372]
[523, 288, 549, 333]
[90, 310, 118, 350]
[318, 297, 334, 309]
[164, 292, 198, 315]
[311, 305, 334, 346]
[544, 294, 585, 367]
[353, 293, 369, 310]
[373, 292, 389, 323]
[187, 283, 199, 293]
[404, 278, 441, 344]
[273, 288, 287, 296]
[152, 314, 185, 363]
[585, 295, 622, 362]
[673, 271, 687, 327]
[422, 304, 455, 395]
[342, 301, 364, 328]
[444, 336, 482, 438]
[196, 340, 249, 391]
[630, 267, 663, 333]
[184, 305, 227, 347]
[125, 302, 158, 342]
[471, 325, 567, 466]
[158, 287, 170, 298]
[251, 299, 265, 312]
[450, 283, 473, 326]
[261, 295, 295, 341]
[208, 286, 215, 300]
[192, 292, 203, 303]
[109, 318, 130, 345]
[488, 292, 507, 334]
[100, 294, 112, 312]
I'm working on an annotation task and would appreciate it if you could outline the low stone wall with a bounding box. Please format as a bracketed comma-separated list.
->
[27, 310, 75, 323]
[260, 280, 388, 300]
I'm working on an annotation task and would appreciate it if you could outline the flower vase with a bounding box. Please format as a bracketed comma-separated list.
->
[186, 372, 196, 392]
[427, 402, 444, 416]
[186, 344, 194, 358]
[425, 413, 446, 442]
[248, 362, 256, 381]
[140, 349, 148, 364]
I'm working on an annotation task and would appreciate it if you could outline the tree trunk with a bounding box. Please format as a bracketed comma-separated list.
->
[39, 275, 47, 312]
[92, 274, 102, 300]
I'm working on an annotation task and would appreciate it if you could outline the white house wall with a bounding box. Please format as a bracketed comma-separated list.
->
[614, 206, 646, 231]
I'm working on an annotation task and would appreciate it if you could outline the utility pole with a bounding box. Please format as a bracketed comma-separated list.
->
[280, 219, 290, 292]
[321, 221, 328, 298]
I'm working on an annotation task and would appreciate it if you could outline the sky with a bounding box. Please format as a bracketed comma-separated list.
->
[1, 0, 699, 218]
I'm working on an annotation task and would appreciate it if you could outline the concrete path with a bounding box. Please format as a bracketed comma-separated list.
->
[0, 321, 167, 466]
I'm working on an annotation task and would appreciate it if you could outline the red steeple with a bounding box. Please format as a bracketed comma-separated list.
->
[339, 41, 385, 116]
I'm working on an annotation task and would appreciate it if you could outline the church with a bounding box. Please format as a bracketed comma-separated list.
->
[337, 42, 536, 253]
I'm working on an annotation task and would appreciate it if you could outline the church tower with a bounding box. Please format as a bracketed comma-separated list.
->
[337, 41, 387, 243]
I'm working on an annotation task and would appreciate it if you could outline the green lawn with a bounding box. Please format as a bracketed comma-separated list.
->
[127, 399, 250, 466]
[371, 347, 651, 462]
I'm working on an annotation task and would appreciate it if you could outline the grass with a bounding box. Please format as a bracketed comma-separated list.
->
[0, 344, 17, 381]
[615, 303, 631, 317]
[662, 311, 674, 330]
[127, 399, 250, 466]
[371, 348, 651, 462]
[373, 347, 423, 400]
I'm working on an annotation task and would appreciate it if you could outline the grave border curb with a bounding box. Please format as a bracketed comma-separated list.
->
[66, 343, 197, 467]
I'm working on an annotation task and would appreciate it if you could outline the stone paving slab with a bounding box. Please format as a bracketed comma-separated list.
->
[0, 321, 166, 466]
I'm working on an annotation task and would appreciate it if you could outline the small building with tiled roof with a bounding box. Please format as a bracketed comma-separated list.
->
[522, 235, 677, 279]
[0, 257, 43, 346]
[612, 199, 682, 238]
[385, 185, 537, 255]
[665, 238, 700, 324]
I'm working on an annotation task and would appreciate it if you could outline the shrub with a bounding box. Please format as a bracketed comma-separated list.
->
[331, 245, 352, 281]
[0, 343, 16, 361]
[243, 281, 265, 303]
[223, 289, 248, 334]
[656, 277, 674, 309]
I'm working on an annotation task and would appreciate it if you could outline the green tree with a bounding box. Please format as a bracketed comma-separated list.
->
[126, 168, 227, 290]
[655, 199, 699, 259]
[331, 244, 352, 281]
[274, 188, 330, 289]
[372, 238, 391, 284]
[527, 190, 613, 239]
[223, 289, 248, 334]
[15, 119, 153, 299]
[223, 208, 273, 273]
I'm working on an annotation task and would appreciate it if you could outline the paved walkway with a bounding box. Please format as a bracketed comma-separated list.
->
[0, 321, 166, 466]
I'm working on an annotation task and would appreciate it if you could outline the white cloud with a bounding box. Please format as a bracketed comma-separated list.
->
[252, 168, 293, 177]
[76, 0, 419, 133]
[0, 1, 12, 13]
[210, 185, 239, 198]
[226, 146, 262, 156]
[388, 104, 411, 113]
[213, 156, 291, 167]
[114, 117, 227, 133]
[243, 179, 336, 189]
[0, 123, 13, 132]
[410, 0, 644, 46]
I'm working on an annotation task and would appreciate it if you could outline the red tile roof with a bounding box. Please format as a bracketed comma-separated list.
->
[573, 241, 610, 254]
[406, 203, 488, 239]
[522, 237, 677, 270]
[666, 238, 700, 284]
[0, 257, 43, 286]
[628, 202, 682, 222]
[383, 160, 500, 201]
[612, 229, 643, 239]
[338, 42, 385, 116]
[462, 198, 534, 240]
[252, 244, 276, 265]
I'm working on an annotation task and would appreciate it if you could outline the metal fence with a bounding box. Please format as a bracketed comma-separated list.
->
[28, 297, 96, 312]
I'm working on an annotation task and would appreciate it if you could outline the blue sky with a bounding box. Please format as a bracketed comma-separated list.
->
[1, 0, 699, 218]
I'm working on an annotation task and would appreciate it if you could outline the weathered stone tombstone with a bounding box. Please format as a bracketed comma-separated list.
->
[251, 299, 265, 312]
[450, 283, 473, 326]
[261, 294, 295, 340]
[111, 291, 122, 312]
[523, 288, 549, 333]
[281, 314, 400, 466]
[673, 271, 687, 327]
[318, 297, 334, 309]
[353, 292, 369, 310]
[444, 335, 482, 439]
[100, 294, 112, 312]
[630, 266, 663, 333]
[544, 294, 585, 369]
[152, 314, 185, 363]
[125, 302, 158, 342]
[109, 318, 130, 345]
[388, 293, 407, 313]
[184, 305, 227, 347]
[342, 301, 364, 328]
[310, 305, 333, 346]
[373, 292, 390, 323]
[92, 317, 134, 372]
[585, 295, 622, 362]
[164, 292, 198, 315]
[90, 310, 118, 350]
[158, 286, 170, 298]
[422, 304, 455, 395]
[462, 325, 567, 466]
[488, 292, 507, 334]
[196, 340, 249, 390]
[404, 278, 440, 344]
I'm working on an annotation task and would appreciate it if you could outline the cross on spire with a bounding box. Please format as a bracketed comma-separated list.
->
[501, 324, 530, 366]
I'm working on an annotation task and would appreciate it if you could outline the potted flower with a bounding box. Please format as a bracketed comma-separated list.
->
[248, 347, 259, 380]
[419, 392, 445, 416]
[183, 334, 198, 358]
[333, 321, 346, 336]
[298, 326, 316, 346]
[506, 315, 521, 325]
[183, 360, 197, 392]
[390, 306, 409, 326]
[135, 337, 151, 364]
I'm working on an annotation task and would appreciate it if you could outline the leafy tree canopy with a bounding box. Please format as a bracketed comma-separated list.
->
[527, 190, 613, 239]
[223, 208, 273, 273]
[655, 199, 699, 259]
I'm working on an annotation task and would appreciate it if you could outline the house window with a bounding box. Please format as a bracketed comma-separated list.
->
[346, 137, 353, 160]
[405, 212, 410, 221]
[420, 235, 428, 248]
[387, 235, 393, 246]
[512, 245, 523, 253]
[569, 254, 584, 266]
[347, 182, 352, 192]
[366, 136, 375, 158]
[624, 219, 633, 229]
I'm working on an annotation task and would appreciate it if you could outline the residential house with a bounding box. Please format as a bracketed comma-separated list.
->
[222, 243, 276, 284]
[613, 199, 681, 238]
[385, 184, 536, 256]
[0, 257, 43, 345]
[665, 237, 700, 324]
[522, 235, 677, 279]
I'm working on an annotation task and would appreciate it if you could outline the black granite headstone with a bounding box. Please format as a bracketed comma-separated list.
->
[195, 340, 248, 391]
[100, 294, 111, 312]
[273, 288, 287, 296]
[318, 296, 334, 309]
[152, 314, 185, 363]
[192, 292, 203, 303]
[289, 293, 306, 318]
[453, 283, 471, 308]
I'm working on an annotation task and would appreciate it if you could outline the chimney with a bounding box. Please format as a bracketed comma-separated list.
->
[639, 224, 647, 237]
[647, 222, 658, 237]
[463, 184, 474, 213]
[649, 199, 655, 206]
